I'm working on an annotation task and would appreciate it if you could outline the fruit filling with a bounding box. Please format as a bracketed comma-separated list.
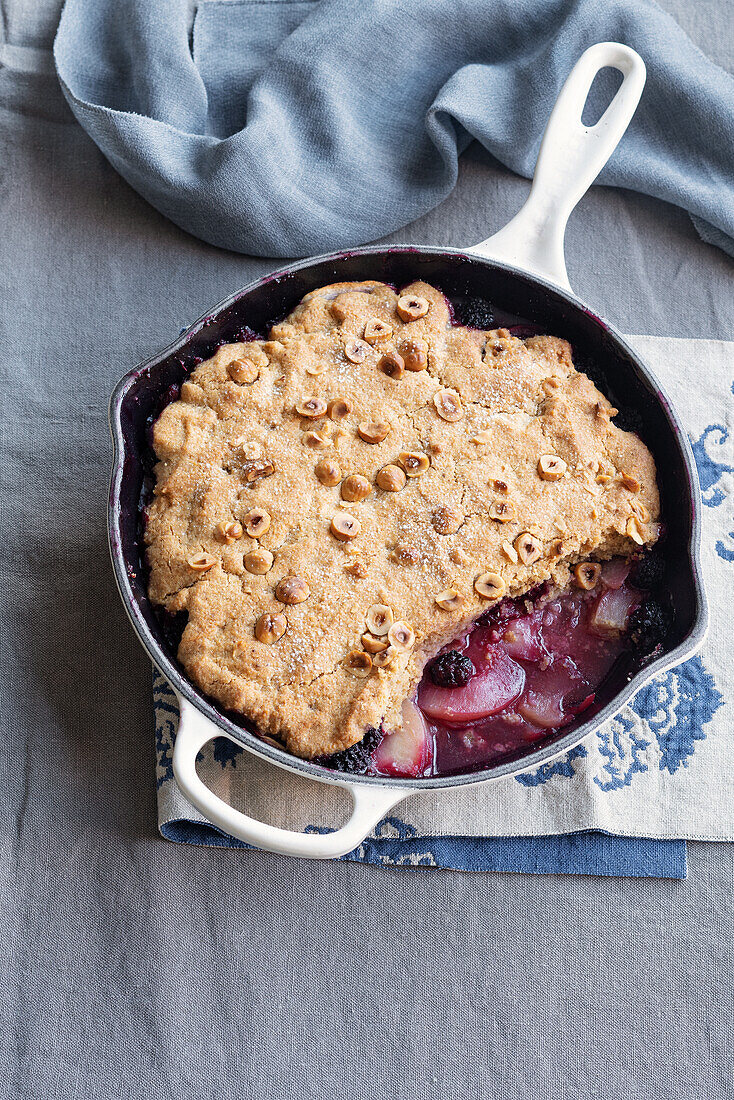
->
[319, 555, 668, 779]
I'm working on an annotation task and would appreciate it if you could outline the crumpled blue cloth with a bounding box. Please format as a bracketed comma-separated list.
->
[53, 0, 734, 259]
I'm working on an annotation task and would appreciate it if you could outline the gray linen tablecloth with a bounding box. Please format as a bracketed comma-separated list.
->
[2, 1, 733, 1097]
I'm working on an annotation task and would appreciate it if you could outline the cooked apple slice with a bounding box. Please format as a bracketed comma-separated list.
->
[372, 700, 431, 778]
[418, 645, 525, 724]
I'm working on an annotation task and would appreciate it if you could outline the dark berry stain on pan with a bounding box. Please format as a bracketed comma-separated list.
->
[109, 246, 705, 787]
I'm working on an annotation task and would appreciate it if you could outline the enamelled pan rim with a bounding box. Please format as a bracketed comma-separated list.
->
[108, 244, 709, 792]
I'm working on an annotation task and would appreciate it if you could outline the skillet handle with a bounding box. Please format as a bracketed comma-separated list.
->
[467, 42, 646, 293]
[172, 696, 409, 859]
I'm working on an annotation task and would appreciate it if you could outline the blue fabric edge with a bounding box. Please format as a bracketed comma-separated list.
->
[159, 819, 687, 878]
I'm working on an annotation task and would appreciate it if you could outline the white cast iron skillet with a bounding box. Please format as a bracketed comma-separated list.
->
[108, 44, 707, 857]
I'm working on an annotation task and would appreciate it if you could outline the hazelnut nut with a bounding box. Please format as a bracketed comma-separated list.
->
[330, 511, 361, 541]
[227, 358, 260, 385]
[358, 420, 390, 444]
[573, 562, 602, 590]
[296, 396, 328, 419]
[434, 589, 464, 612]
[244, 548, 274, 575]
[514, 532, 543, 566]
[431, 506, 462, 535]
[488, 500, 515, 523]
[328, 398, 352, 420]
[275, 575, 310, 605]
[537, 454, 568, 481]
[344, 650, 373, 678]
[344, 339, 370, 364]
[387, 621, 415, 652]
[186, 552, 216, 572]
[400, 338, 428, 371]
[361, 633, 389, 654]
[433, 389, 463, 422]
[376, 464, 407, 492]
[217, 521, 243, 543]
[378, 351, 405, 380]
[242, 509, 271, 538]
[399, 451, 430, 477]
[254, 613, 287, 644]
[474, 572, 506, 600]
[314, 457, 341, 487]
[626, 516, 646, 545]
[366, 604, 393, 636]
[396, 294, 430, 321]
[341, 474, 371, 503]
[363, 319, 393, 344]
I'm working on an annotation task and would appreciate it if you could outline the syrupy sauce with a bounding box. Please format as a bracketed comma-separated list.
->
[362, 563, 643, 779]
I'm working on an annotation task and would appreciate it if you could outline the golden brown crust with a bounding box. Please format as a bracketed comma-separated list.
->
[145, 280, 660, 758]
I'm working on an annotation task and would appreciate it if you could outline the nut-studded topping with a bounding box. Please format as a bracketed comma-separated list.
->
[514, 532, 543, 566]
[621, 474, 641, 493]
[275, 575, 311, 605]
[434, 589, 464, 611]
[344, 559, 368, 579]
[217, 520, 243, 543]
[344, 338, 370, 364]
[400, 338, 428, 371]
[366, 604, 393, 636]
[372, 647, 395, 668]
[358, 420, 390, 444]
[363, 319, 393, 344]
[573, 562, 602, 590]
[399, 451, 430, 477]
[474, 572, 506, 600]
[341, 474, 371, 503]
[330, 511, 361, 541]
[302, 429, 332, 449]
[254, 613, 286, 644]
[328, 398, 352, 420]
[378, 350, 405, 380]
[227, 358, 260, 385]
[361, 632, 389, 654]
[376, 464, 407, 492]
[344, 650, 373, 678]
[329, 297, 349, 322]
[296, 396, 328, 418]
[626, 516, 646, 545]
[387, 621, 415, 651]
[537, 454, 568, 481]
[501, 539, 519, 564]
[187, 552, 216, 572]
[242, 458, 275, 482]
[431, 505, 463, 535]
[488, 500, 515, 523]
[244, 547, 274, 575]
[314, 457, 341, 487]
[242, 508, 271, 538]
[433, 389, 464, 422]
[396, 294, 430, 321]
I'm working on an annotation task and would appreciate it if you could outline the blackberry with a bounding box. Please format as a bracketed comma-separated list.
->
[630, 552, 665, 591]
[429, 649, 475, 688]
[628, 600, 671, 654]
[454, 295, 495, 330]
[315, 725, 383, 775]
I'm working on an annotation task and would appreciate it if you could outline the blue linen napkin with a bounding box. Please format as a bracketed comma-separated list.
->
[54, 0, 734, 259]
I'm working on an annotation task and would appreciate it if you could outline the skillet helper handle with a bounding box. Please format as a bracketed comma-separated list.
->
[172, 697, 409, 859]
[468, 42, 646, 292]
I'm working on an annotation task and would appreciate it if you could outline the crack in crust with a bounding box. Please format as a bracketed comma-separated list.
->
[145, 280, 660, 758]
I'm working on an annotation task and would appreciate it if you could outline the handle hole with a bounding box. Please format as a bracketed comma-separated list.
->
[195, 744, 353, 829]
[581, 67, 624, 127]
